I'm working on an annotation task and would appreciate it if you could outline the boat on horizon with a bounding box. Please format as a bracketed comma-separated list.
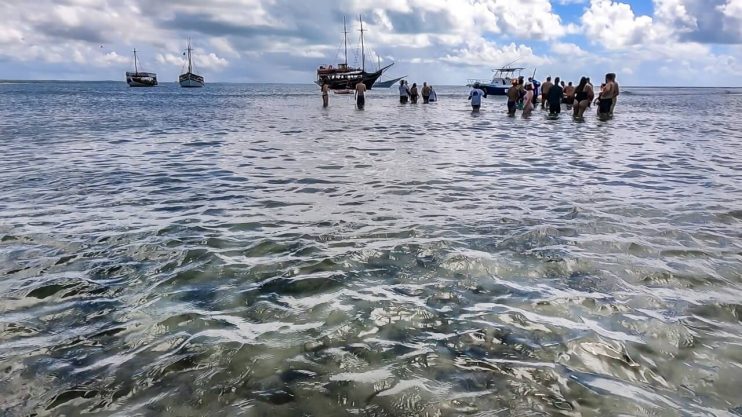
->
[179, 39, 204, 88]
[126, 49, 157, 87]
[316, 16, 393, 91]
[467, 67, 526, 96]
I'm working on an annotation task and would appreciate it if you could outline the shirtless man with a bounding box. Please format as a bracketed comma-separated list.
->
[321, 81, 329, 107]
[355, 80, 367, 109]
[541, 77, 553, 109]
[598, 73, 616, 117]
[608, 73, 619, 115]
[506, 80, 519, 116]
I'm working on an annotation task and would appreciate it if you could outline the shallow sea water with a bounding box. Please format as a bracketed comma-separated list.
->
[1, 82, 741, 416]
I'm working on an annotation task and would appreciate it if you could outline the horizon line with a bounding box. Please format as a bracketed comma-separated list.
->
[1, 80, 742, 89]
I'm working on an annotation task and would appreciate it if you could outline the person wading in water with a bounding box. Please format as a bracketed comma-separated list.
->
[597, 73, 617, 118]
[321, 80, 329, 108]
[468, 83, 486, 112]
[355, 80, 367, 109]
[507, 80, 519, 116]
[609, 73, 619, 116]
[547, 77, 563, 116]
[422, 82, 432, 104]
[399, 80, 408, 104]
[541, 76, 553, 110]
[410, 83, 419, 104]
[522, 84, 534, 117]
[573, 77, 592, 119]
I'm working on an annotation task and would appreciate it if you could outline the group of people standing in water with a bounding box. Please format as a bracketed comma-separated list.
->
[398, 80, 437, 104]
[320, 79, 438, 109]
[470, 72, 619, 119]
[321, 72, 619, 118]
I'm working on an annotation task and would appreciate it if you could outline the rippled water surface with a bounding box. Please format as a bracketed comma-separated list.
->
[1, 82, 741, 416]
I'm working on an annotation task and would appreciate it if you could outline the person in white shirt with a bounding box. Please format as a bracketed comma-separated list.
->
[468, 83, 486, 112]
[398, 80, 408, 104]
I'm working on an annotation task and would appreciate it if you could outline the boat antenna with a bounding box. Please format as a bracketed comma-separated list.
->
[359, 15, 365, 72]
[343, 16, 348, 66]
[133, 48, 138, 74]
[499, 57, 522, 71]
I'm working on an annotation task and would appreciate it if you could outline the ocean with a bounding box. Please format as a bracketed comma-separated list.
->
[1, 82, 741, 416]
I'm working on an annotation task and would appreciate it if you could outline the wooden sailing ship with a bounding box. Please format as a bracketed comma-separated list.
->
[126, 49, 157, 87]
[316, 16, 393, 90]
[179, 39, 204, 88]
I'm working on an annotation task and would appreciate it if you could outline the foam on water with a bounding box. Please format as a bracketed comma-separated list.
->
[1, 82, 741, 416]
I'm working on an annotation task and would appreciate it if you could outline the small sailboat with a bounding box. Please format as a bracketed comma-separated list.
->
[126, 49, 157, 87]
[179, 39, 204, 88]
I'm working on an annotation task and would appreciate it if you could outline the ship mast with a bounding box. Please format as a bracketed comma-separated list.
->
[187, 39, 193, 74]
[359, 15, 365, 72]
[133, 49, 138, 74]
[343, 16, 348, 67]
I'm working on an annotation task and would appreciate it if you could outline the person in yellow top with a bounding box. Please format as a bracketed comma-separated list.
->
[355, 81, 367, 109]
[321, 81, 329, 108]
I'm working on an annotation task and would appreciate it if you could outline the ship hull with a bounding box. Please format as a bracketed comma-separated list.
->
[179, 73, 204, 88]
[317, 64, 393, 91]
[480, 85, 509, 96]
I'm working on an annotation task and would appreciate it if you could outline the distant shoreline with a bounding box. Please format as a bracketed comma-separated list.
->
[1, 80, 741, 88]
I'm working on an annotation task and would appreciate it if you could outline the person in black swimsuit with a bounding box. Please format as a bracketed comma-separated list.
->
[573, 77, 590, 118]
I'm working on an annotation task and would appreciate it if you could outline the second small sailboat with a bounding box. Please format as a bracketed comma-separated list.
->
[179, 40, 204, 88]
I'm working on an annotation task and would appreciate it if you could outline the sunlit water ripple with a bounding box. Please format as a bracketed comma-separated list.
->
[1, 82, 741, 416]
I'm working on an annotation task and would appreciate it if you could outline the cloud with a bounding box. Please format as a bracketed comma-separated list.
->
[550, 42, 589, 57]
[576, 0, 742, 84]
[582, 0, 742, 47]
[440, 39, 549, 68]
[98, 52, 130, 66]
[0, 0, 739, 85]
[581, 0, 664, 48]
[209, 37, 240, 58]
[157, 49, 229, 71]
[717, 0, 742, 42]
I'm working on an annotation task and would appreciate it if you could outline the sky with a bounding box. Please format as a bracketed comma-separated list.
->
[1, 0, 740, 86]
